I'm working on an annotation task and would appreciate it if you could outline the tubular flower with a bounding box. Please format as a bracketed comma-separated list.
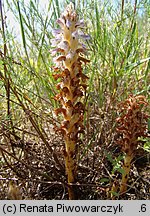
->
[51, 3, 89, 199]
[116, 94, 149, 194]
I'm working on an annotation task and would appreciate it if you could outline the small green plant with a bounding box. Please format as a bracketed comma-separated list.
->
[105, 152, 124, 175]
[139, 137, 150, 153]
[106, 152, 124, 199]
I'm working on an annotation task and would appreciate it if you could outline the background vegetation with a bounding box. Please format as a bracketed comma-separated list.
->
[0, 0, 149, 199]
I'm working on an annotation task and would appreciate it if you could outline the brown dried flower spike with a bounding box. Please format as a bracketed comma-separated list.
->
[51, 3, 89, 199]
[116, 94, 149, 193]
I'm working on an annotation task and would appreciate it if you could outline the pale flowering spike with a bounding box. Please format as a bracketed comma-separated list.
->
[51, 3, 90, 199]
[51, 2, 89, 70]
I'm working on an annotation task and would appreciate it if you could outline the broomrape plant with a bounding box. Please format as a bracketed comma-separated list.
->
[115, 94, 149, 194]
[51, 3, 89, 199]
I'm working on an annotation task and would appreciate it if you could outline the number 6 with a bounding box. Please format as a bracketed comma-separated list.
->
[141, 204, 146, 212]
